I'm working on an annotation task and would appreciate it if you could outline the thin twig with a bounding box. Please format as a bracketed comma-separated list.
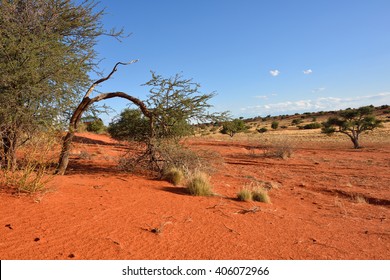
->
[223, 223, 240, 235]
[234, 206, 260, 214]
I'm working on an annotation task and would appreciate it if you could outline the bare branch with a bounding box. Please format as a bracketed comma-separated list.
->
[83, 60, 139, 99]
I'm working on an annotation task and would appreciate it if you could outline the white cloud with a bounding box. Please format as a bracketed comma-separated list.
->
[303, 69, 313, 75]
[269, 70, 280, 77]
[240, 92, 390, 115]
[312, 87, 326, 93]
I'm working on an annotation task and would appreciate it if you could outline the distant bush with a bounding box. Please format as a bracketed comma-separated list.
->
[291, 119, 303, 126]
[86, 118, 106, 133]
[271, 121, 279, 130]
[303, 122, 322, 129]
[257, 127, 268, 133]
[220, 119, 248, 137]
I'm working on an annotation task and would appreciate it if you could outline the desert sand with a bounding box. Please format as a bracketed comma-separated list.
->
[1, 130, 389, 260]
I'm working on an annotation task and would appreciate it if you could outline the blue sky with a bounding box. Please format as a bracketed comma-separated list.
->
[91, 0, 390, 123]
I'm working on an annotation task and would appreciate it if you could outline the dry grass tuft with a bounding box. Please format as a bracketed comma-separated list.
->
[252, 188, 271, 203]
[162, 167, 185, 186]
[237, 188, 252, 201]
[186, 171, 214, 196]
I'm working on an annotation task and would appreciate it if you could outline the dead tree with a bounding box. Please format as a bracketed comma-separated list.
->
[55, 61, 152, 175]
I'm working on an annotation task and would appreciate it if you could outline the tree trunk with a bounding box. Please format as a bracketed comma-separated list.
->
[55, 131, 75, 175]
[55, 61, 149, 175]
[349, 134, 360, 149]
[55, 93, 151, 175]
[352, 137, 360, 149]
[2, 131, 18, 171]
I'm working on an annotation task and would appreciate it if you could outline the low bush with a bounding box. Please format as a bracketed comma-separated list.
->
[291, 119, 303, 126]
[303, 122, 322, 129]
[271, 121, 279, 130]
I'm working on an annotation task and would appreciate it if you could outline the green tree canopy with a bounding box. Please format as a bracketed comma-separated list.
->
[220, 119, 247, 137]
[321, 106, 382, 149]
[0, 0, 122, 169]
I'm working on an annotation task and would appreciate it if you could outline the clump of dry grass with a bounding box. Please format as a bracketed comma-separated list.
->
[252, 188, 271, 203]
[1, 131, 58, 194]
[237, 188, 252, 201]
[186, 171, 214, 196]
[162, 167, 185, 186]
[237, 181, 272, 203]
[263, 143, 293, 159]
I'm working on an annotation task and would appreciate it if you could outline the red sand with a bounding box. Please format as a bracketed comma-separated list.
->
[1, 132, 389, 259]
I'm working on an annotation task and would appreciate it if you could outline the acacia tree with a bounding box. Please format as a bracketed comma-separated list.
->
[106, 72, 224, 172]
[220, 119, 247, 137]
[0, 0, 122, 170]
[321, 106, 382, 149]
[56, 66, 225, 175]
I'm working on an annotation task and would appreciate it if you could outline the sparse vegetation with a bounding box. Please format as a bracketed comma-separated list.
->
[257, 127, 268, 133]
[263, 143, 293, 159]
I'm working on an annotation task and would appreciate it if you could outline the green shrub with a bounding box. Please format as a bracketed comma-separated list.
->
[220, 119, 247, 137]
[237, 189, 252, 201]
[271, 121, 279, 130]
[257, 127, 268, 133]
[86, 118, 106, 133]
[291, 119, 303, 125]
[186, 172, 213, 196]
[303, 122, 322, 129]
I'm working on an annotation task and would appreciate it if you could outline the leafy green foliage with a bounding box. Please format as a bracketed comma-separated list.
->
[220, 119, 247, 137]
[271, 121, 279, 130]
[0, 0, 122, 169]
[321, 106, 382, 148]
[108, 109, 150, 142]
[86, 118, 106, 133]
[302, 122, 322, 129]
[108, 72, 226, 173]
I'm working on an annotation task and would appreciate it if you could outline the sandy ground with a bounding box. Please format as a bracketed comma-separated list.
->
[1, 130, 389, 260]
